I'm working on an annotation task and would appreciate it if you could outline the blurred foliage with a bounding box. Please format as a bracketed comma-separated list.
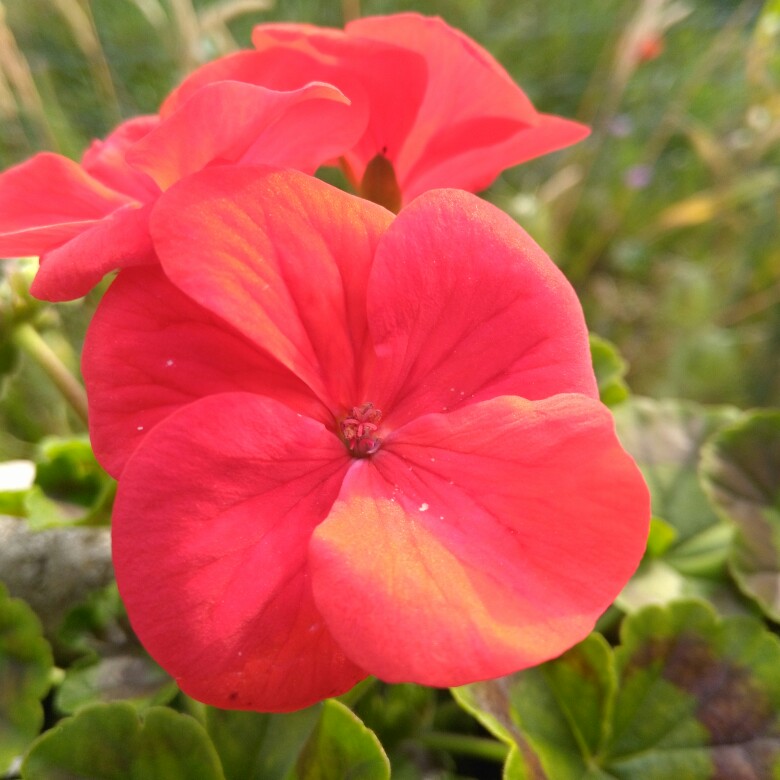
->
[1, 0, 780, 777]
[456, 600, 780, 778]
[0, 584, 52, 773]
[701, 410, 780, 621]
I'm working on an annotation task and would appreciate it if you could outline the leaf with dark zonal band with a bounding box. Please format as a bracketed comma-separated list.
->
[700, 410, 780, 622]
[21, 703, 225, 779]
[206, 699, 389, 780]
[612, 398, 743, 613]
[0, 584, 53, 774]
[454, 600, 780, 779]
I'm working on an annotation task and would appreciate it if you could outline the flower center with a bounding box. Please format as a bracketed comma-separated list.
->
[340, 402, 382, 457]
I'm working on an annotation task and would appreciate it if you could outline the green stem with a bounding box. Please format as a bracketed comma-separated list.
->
[12, 322, 89, 426]
[419, 731, 509, 763]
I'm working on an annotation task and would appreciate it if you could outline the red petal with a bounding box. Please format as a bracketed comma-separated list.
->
[83, 265, 326, 476]
[129, 81, 365, 190]
[0, 153, 132, 257]
[402, 114, 591, 201]
[30, 204, 154, 302]
[166, 29, 427, 183]
[310, 395, 649, 686]
[347, 14, 586, 200]
[160, 50, 291, 115]
[250, 24, 428, 176]
[80, 116, 161, 201]
[150, 166, 392, 410]
[363, 188, 597, 428]
[113, 392, 363, 711]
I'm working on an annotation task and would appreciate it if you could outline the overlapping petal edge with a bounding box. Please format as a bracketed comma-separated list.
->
[167, 12, 589, 208]
[0, 81, 362, 301]
[99, 167, 649, 711]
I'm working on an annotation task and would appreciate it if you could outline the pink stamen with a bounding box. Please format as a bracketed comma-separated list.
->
[340, 403, 382, 456]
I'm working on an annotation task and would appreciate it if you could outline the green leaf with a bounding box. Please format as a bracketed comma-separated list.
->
[22, 703, 225, 780]
[292, 699, 390, 780]
[617, 559, 755, 618]
[589, 334, 629, 407]
[0, 584, 53, 774]
[205, 699, 389, 780]
[35, 437, 105, 507]
[645, 516, 678, 558]
[610, 601, 780, 776]
[456, 601, 780, 779]
[56, 582, 128, 658]
[55, 655, 177, 715]
[457, 635, 614, 778]
[0, 438, 116, 529]
[53, 583, 176, 715]
[614, 398, 740, 582]
[205, 704, 322, 780]
[25, 436, 115, 530]
[452, 681, 547, 779]
[700, 410, 780, 621]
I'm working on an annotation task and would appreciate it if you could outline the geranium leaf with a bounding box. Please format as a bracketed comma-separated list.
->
[700, 410, 780, 621]
[205, 700, 388, 780]
[53, 580, 176, 716]
[616, 559, 753, 617]
[0, 584, 52, 774]
[205, 704, 322, 780]
[56, 582, 128, 658]
[613, 398, 740, 582]
[457, 634, 613, 778]
[34, 437, 106, 508]
[589, 333, 629, 407]
[292, 699, 390, 780]
[22, 703, 224, 779]
[456, 601, 780, 778]
[609, 601, 780, 776]
[54, 655, 177, 715]
[452, 681, 547, 779]
[1, 437, 116, 530]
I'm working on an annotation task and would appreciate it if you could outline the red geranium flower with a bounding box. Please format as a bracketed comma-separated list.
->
[84, 167, 649, 711]
[164, 13, 590, 211]
[0, 82, 363, 301]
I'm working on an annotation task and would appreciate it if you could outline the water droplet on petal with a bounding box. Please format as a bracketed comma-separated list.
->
[419, 503, 429, 512]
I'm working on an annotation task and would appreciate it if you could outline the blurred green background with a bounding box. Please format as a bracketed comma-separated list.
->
[0, 0, 778, 415]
